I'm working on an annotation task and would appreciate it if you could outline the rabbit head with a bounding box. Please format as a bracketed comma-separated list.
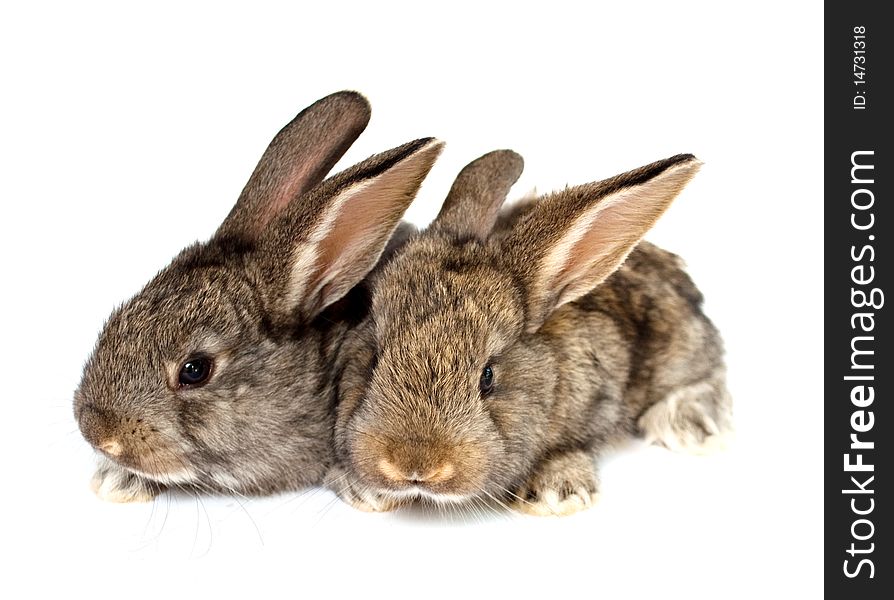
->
[74, 91, 443, 496]
[335, 152, 701, 505]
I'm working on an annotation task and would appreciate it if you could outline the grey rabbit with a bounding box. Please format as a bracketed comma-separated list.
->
[329, 149, 732, 516]
[73, 91, 443, 502]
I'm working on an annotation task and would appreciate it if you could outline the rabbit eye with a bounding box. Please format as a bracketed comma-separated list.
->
[178, 357, 213, 388]
[479, 364, 495, 395]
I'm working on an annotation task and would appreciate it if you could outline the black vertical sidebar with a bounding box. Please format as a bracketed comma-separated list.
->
[826, 3, 890, 597]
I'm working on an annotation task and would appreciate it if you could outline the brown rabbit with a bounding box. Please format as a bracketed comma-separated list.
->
[329, 150, 732, 516]
[73, 91, 443, 502]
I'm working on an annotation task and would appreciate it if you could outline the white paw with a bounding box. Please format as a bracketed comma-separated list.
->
[683, 429, 736, 456]
[344, 489, 401, 513]
[512, 450, 600, 517]
[639, 379, 733, 455]
[90, 465, 156, 503]
[326, 466, 401, 513]
[514, 487, 600, 517]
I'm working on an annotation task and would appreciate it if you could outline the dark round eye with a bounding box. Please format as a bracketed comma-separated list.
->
[479, 364, 495, 395]
[178, 357, 213, 387]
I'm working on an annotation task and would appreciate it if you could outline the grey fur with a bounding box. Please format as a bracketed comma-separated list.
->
[330, 151, 732, 516]
[74, 91, 443, 501]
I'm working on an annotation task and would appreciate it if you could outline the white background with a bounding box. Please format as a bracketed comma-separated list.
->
[1, 1, 822, 597]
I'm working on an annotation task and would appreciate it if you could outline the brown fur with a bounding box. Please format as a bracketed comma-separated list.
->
[330, 151, 732, 515]
[73, 91, 443, 501]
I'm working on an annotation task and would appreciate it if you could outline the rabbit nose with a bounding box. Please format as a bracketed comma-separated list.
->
[78, 402, 118, 446]
[378, 458, 455, 484]
[100, 439, 123, 457]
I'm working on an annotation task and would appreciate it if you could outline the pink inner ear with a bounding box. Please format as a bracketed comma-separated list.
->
[300, 154, 434, 314]
[218, 94, 371, 242]
[557, 199, 644, 293]
[311, 182, 405, 293]
[264, 162, 315, 228]
[547, 166, 697, 309]
[252, 136, 358, 236]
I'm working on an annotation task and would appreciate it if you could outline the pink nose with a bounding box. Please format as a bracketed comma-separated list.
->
[99, 439, 123, 457]
[378, 458, 455, 484]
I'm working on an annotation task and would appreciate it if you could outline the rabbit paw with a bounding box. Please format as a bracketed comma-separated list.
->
[639, 377, 734, 455]
[325, 466, 401, 513]
[512, 450, 599, 517]
[90, 460, 157, 503]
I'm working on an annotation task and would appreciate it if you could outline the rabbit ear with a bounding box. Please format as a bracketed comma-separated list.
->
[432, 150, 524, 240]
[215, 91, 371, 242]
[504, 154, 702, 332]
[260, 138, 444, 321]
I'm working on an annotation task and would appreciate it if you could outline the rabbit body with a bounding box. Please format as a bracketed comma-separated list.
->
[331, 152, 732, 516]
